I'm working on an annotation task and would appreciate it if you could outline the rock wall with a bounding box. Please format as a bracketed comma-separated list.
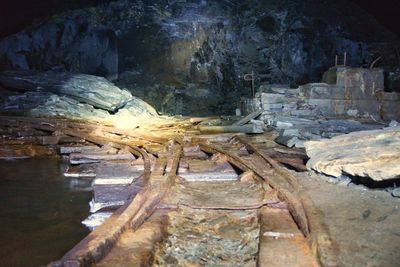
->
[0, 0, 398, 115]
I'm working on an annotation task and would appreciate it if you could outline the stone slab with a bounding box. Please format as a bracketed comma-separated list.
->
[0, 70, 133, 111]
[305, 127, 400, 181]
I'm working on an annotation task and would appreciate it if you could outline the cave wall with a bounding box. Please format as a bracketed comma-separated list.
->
[0, 0, 398, 115]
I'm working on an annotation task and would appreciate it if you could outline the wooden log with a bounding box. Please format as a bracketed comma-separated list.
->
[232, 109, 263, 126]
[189, 116, 219, 124]
[179, 199, 280, 210]
[69, 152, 135, 164]
[0, 115, 168, 144]
[198, 124, 263, 134]
[275, 158, 307, 172]
[60, 146, 101, 155]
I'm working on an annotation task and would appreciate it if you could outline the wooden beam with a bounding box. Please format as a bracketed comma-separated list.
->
[198, 124, 263, 134]
[232, 109, 263, 126]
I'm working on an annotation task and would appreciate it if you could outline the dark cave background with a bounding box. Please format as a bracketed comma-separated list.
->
[1, 0, 400, 38]
[0, 0, 399, 115]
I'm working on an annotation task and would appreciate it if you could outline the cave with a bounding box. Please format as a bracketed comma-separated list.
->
[0, 1, 399, 266]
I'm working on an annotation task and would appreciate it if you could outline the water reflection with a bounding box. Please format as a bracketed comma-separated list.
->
[0, 158, 91, 267]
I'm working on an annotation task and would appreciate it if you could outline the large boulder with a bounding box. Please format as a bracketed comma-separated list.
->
[0, 70, 132, 111]
[0, 91, 158, 127]
[0, 91, 111, 121]
[305, 127, 400, 181]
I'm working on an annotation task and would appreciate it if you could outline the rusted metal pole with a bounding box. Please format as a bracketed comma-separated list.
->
[251, 71, 255, 97]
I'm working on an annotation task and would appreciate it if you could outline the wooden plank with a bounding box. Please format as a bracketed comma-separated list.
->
[55, 143, 181, 267]
[69, 152, 135, 164]
[235, 135, 339, 266]
[198, 124, 263, 134]
[232, 109, 263, 126]
[258, 207, 318, 267]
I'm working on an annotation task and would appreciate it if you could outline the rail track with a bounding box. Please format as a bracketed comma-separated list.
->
[0, 116, 338, 267]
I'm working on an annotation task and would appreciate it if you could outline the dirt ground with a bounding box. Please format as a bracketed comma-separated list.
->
[297, 171, 400, 267]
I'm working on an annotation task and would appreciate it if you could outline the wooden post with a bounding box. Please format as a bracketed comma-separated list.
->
[335, 55, 338, 66]
[343, 52, 347, 66]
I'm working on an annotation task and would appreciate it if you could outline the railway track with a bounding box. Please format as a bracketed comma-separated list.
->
[0, 116, 338, 267]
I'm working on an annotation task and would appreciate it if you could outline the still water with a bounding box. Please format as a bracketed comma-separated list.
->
[0, 158, 91, 267]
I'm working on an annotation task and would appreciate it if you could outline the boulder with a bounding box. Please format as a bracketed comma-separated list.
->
[116, 96, 158, 117]
[0, 91, 110, 121]
[0, 91, 158, 127]
[305, 127, 400, 181]
[0, 70, 132, 111]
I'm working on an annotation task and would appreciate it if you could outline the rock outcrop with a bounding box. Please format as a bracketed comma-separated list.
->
[0, 70, 158, 127]
[0, 91, 158, 128]
[305, 127, 400, 181]
[0, 70, 132, 111]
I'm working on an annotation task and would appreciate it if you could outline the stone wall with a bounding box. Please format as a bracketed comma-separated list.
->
[243, 67, 400, 121]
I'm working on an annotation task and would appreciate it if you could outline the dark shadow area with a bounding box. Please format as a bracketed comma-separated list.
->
[345, 173, 400, 189]
[0, 0, 113, 38]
